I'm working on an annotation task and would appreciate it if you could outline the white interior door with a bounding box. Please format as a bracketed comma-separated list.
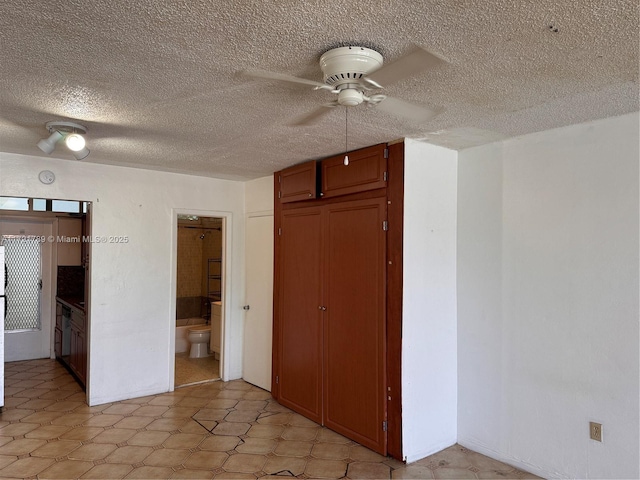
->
[0, 218, 53, 361]
[242, 214, 274, 391]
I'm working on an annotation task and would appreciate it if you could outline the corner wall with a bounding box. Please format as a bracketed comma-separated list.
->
[402, 138, 458, 462]
[0, 153, 246, 405]
[457, 113, 640, 479]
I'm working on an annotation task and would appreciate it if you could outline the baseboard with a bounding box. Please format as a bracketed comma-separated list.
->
[404, 440, 457, 464]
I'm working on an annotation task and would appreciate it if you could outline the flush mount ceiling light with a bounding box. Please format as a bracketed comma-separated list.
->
[37, 121, 90, 160]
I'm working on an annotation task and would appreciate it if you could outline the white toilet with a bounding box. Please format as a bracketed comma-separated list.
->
[187, 325, 211, 358]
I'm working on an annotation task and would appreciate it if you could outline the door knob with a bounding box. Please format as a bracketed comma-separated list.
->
[318, 306, 326, 311]
[243, 305, 250, 310]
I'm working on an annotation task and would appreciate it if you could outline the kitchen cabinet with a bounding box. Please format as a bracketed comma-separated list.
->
[70, 308, 86, 385]
[55, 298, 86, 388]
[273, 143, 397, 456]
[57, 218, 82, 266]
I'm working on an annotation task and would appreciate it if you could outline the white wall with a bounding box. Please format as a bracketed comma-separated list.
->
[457, 113, 640, 479]
[0, 153, 246, 405]
[402, 138, 458, 462]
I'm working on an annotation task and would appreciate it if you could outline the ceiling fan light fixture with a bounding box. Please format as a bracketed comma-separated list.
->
[37, 130, 63, 154]
[65, 133, 86, 151]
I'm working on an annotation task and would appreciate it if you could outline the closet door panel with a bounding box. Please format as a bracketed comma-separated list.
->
[323, 197, 387, 454]
[278, 207, 323, 423]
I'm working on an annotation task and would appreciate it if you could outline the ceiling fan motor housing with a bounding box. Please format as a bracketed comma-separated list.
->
[320, 46, 383, 87]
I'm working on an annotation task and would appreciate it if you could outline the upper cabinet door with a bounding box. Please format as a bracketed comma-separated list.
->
[321, 144, 387, 199]
[279, 160, 317, 203]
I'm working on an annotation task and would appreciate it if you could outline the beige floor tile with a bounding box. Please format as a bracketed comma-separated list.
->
[164, 406, 201, 418]
[234, 400, 267, 411]
[223, 453, 266, 473]
[0, 421, 40, 436]
[2, 396, 29, 408]
[125, 465, 175, 478]
[348, 461, 392, 479]
[30, 439, 82, 457]
[148, 394, 184, 407]
[68, 442, 118, 460]
[289, 414, 319, 427]
[0, 456, 54, 477]
[235, 437, 276, 455]
[106, 445, 154, 464]
[146, 417, 190, 432]
[263, 455, 307, 476]
[0, 454, 17, 470]
[83, 413, 125, 427]
[132, 405, 170, 417]
[81, 463, 133, 479]
[143, 448, 191, 467]
[434, 467, 478, 479]
[392, 464, 436, 479]
[24, 424, 72, 439]
[316, 428, 351, 445]
[282, 425, 319, 441]
[213, 473, 256, 479]
[114, 415, 155, 429]
[92, 427, 138, 444]
[102, 403, 142, 415]
[38, 459, 94, 478]
[350, 444, 388, 462]
[16, 398, 57, 410]
[304, 458, 348, 478]
[183, 450, 229, 469]
[21, 410, 65, 424]
[0, 408, 35, 421]
[178, 396, 212, 408]
[242, 391, 272, 401]
[216, 390, 246, 400]
[256, 412, 292, 425]
[0, 438, 47, 455]
[194, 408, 229, 422]
[199, 435, 241, 452]
[128, 430, 172, 446]
[311, 442, 349, 460]
[59, 425, 104, 441]
[181, 420, 212, 434]
[205, 399, 239, 410]
[225, 410, 259, 423]
[171, 467, 215, 479]
[225, 381, 253, 391]
[274, 440, 313, 457]
[213, 422, 251, 436]
[51, 412, 93, 426]
[246, 424, 284, 439]
[163, 432, 206, 449]
[45, 400, 85, 412]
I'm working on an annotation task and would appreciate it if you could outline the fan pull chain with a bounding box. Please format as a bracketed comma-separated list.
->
[343, 107, 349, 166]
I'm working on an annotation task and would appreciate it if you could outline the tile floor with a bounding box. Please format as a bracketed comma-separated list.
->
[175, 353, 220, 387]
[0, 359, 540, 479]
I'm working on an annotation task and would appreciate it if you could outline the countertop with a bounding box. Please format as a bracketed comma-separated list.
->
[56, 296, 85, 313]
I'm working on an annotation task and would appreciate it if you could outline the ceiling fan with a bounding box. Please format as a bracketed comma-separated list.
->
[242, 44, 446, 125]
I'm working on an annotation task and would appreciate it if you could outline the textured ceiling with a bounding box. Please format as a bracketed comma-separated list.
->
[0, 0, 638, 180]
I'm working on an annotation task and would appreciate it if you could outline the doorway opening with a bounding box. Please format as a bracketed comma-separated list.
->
[174, 215, 224, 387]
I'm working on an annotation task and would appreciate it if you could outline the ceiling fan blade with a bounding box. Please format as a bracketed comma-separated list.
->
[373, 96, 441, 124]
[290, 103, 338, 126]
[363, 45, 447, 88]
[242, 69, 332, 90]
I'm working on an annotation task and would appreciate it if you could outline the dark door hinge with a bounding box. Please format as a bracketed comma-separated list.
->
[384, 148, 389, 159]
[278, 191, 281, 199]
[383, 221, 388, 231]
[383, 171, 388, 181]
[382, 421, 387, 432]
[275, 375, 279, 384]
[278, 175, 281, 183]
[278, 227, 282, 236]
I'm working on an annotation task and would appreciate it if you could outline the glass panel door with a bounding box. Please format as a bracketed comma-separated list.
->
[1, 235, 42, 331]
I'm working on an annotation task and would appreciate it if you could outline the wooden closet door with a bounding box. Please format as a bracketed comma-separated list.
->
[323, 197, 387, 454]
[278, 207, 323, 423]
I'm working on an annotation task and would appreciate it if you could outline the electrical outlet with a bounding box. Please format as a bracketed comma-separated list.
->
[590, 422, 603, 442]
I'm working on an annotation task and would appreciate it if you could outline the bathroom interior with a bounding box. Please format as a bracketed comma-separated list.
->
[175, 215, 223, 387]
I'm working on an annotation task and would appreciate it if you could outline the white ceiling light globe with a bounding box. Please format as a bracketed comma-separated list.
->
[65, 133, 86, 151]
